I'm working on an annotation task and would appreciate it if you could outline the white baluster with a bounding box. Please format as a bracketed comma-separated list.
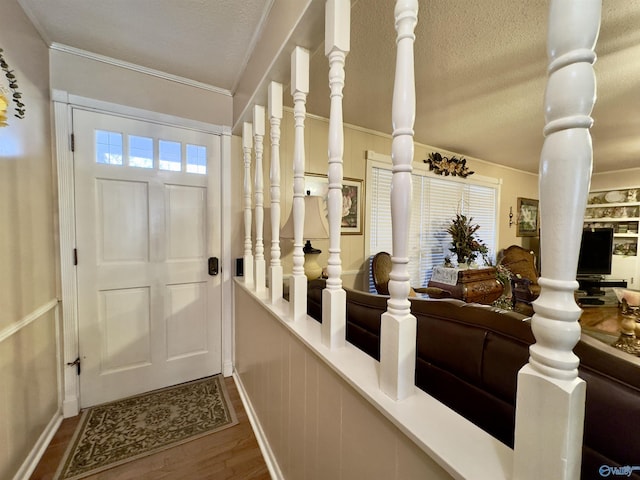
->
[253, 105, 267, 294]
[322, 0, 350, 349]
[513, 2, 601, 479]
[269, 82, 284, 304]
[289, 46, 310, 322]
[242, 122, 254, 288]
[380, 0, 418, 401]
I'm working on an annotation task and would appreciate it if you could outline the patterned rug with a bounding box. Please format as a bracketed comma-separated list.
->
[54, 375, 238, 480]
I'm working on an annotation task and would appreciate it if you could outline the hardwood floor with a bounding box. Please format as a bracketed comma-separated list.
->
[30, 377, 271, 480]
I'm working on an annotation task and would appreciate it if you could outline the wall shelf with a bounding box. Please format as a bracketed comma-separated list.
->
[584, 188, 640, 286]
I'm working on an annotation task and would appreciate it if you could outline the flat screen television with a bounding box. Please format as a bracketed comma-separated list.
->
[577, 227, 614, 276]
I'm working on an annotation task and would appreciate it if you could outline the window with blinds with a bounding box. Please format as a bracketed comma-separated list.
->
[368, 164, 498, 292]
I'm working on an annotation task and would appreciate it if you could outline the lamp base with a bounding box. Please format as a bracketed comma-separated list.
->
[303, 240, 323, 280]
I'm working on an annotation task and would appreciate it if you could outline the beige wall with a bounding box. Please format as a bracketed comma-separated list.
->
[0, 1, 59, 478]
[49, 49, 233, 126]
[234, 283, 453, 480]
[590, 168, 640, 191]
[240, 109, 539, 290]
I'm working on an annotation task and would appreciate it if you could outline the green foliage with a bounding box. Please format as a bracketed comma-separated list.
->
[0, 47, 26, 120]
[446, 214, 488, 265]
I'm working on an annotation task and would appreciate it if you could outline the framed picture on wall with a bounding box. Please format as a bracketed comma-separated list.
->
[516, 197, 539, 237]
[304, 173, 363, 234]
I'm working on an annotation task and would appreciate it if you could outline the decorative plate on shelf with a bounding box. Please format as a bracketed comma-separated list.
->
[604, 190, 626, 203]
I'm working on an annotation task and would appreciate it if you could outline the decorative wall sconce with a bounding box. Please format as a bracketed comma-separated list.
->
[509, 206, 514, 228]
[423, 152, 474, 178]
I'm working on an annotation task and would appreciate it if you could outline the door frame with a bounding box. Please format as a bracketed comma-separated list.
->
[52, 90, 233, 417]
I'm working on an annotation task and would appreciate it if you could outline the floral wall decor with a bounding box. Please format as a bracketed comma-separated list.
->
[0, 47, 26, 127]
[424, 152, 474, 178]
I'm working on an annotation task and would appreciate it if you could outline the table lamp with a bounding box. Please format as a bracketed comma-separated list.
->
[281, 195, 330, 280]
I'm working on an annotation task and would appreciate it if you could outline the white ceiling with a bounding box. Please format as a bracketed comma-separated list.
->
[17, 0, 640, 174]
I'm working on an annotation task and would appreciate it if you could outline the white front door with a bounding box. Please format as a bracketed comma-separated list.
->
[73, 109, 222, 407]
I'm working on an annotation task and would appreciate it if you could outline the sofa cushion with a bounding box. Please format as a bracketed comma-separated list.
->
[417, 316, 486, 385]
[482, 331, 532, 404]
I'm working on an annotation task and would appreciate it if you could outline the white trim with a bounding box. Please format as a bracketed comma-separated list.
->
[53, 96, 81, 418]
[0, 299, 58, 344]
[12, 411, 63, 480]
[221, 132, 234, 377]
[366, 150, 501, 187]
[593, 167, 640, 176]
[55, 297, 64, 421]
[50, 43, 232, 97]
[295, 108, 537, 178]
[51, 89, 231, 135]
[232, 372, 284, 480]
[53, 90, 231, 416]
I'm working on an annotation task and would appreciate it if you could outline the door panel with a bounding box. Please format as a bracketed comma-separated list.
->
[97, 179, 149, 262]
[165, 184, 206, 260]
[99, 287, 152, 372]
[73, 108, 221, 407]
[165, 282, 207, 360]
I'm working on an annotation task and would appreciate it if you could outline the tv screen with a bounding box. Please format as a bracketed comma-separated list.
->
[577, 228, 614, 276]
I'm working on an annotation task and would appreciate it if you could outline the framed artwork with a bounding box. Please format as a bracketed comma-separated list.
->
[304, 173, 363, 234]
[517, 197, 539, 237]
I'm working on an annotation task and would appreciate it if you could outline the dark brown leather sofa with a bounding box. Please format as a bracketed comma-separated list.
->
[307, 279, 640, 480]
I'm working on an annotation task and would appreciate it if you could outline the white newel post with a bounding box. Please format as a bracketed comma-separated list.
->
[269, 82, 284, 304]
[379, 0, 418, 401]
[513, 2, 601, 479]
[253, 105, 267, 295]
[242, 122, 254, 288]
[289, 46, 310, 322]
[322, 0, 350, 349]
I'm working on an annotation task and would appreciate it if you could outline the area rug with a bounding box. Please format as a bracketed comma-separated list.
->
[54, 375, 238, 480]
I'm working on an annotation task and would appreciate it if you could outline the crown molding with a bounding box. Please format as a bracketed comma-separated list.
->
[50, 43, 232, 97]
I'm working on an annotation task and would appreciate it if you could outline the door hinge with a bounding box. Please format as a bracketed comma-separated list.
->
[71, 133, 75, 152]
[67, 357, 81, 375]
[73, 248, 78, 265]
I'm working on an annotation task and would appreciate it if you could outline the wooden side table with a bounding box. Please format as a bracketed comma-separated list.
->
[428, 267, 503, 305]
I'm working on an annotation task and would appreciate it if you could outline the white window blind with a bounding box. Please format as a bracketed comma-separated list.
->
[368, 164, 498, 292]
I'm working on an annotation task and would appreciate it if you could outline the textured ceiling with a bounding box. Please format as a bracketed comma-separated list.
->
[16, 0, 640, 174]
[19, 0, 273, 91]
[306, 0, 640, 174]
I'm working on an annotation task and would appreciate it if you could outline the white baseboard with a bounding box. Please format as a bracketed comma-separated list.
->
[223, 360, 233, 377]
[13, 410, 63, 480]
[62, 396, 79, 418]
[232, 371, 283, 480]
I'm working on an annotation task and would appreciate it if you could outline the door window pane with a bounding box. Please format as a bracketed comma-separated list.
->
[129, 135, 153, 169]
[159, 140, 182, 171]
[96, 130, 123, 165]
[186, 144, 207, 174]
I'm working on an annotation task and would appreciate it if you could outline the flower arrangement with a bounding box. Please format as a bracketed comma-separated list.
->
[446, 214, 488, 266]
[424, 152, 474, 178]
[491, 263, 514, 310]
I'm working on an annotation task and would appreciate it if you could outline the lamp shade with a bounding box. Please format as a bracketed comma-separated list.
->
[281, 195, 330, 240]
